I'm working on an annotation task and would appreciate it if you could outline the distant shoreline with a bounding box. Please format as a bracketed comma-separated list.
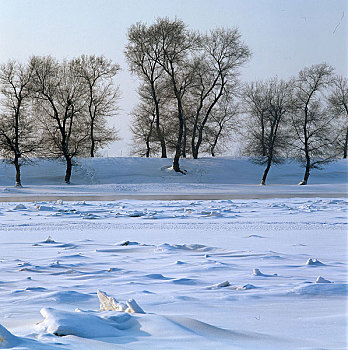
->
[0, 192, 346, 202]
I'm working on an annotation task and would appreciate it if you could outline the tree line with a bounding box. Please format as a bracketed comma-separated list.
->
[0, 17, 346, 186]
[126, 18, 347, 185]
[0, 55, 120, 185]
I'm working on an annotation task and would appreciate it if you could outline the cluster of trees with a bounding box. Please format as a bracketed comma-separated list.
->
[125, 18, 250, 173]
[242, 64, 347, 185]
[0, 18, 346, 186]
[0, 55, 120, 185]
[126, 18, 347, 185]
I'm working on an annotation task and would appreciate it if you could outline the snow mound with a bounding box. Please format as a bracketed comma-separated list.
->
[306, 258, 324, 266]
[0, 323, 19, 348]
[39, 307, 137, 338]
[48, 290, 94, 304]
[292, 284, 348, 296]
[158, 243, 213, 252]
[97, 290, 145, 314]
[36, 205, 55, 211]
[13, 204, 27, 210]
[253, 268, 277, 277]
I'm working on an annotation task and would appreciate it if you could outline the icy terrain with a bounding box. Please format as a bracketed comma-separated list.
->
[0, 158, 347, 349]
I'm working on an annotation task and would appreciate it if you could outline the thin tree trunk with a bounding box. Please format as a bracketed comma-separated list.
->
[298, 104, 311, 185]
[210, 125, 223, 157]
[159, 134, 167, 158]
[14, 155, 21, 187]
[151, 84, 167, 158]
[182, 118, 187, 158]
[170, 67, 185, 173]
[65, 156, 72, 184]
[90, 122, 95, 157]
[343, 126, 348, 159]
[260, 158, 272, 185]
[155, 115, 167, 158]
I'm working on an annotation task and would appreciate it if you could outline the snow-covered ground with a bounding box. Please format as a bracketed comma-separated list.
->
[0, 157, 347, 200]
[0, 158, 347, 349]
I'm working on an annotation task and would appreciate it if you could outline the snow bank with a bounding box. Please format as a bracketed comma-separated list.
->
[39, 308, 133, 338]
[0, 157, 346, 186]
[0, 323, 19, 348]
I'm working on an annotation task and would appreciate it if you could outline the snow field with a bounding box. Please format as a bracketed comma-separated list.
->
[0, 198, 346, 349]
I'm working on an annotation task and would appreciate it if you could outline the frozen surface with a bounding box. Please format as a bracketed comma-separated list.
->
[0, 158, 346, 349]
[0, 198, 347, 349]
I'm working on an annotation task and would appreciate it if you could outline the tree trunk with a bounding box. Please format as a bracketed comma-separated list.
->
[145, 138, 150, 158]
[343, 126, 348, 159]
[173, 114, 184, 173]
[182, 118, 187, 158]
[299, 158, 311, 185]
[299, 105, 311, 185]
[65, 156, 72, 184]
[159, 137, 167, 158]
[14, 155, 21, 187]
[260, 158, 272, 185]
[211, 146, 215, 157]
[152, 84, 167, 158]
[90, 122, 95, 158]
[210, 125, 223, 157]
[170, 74, 184, 173]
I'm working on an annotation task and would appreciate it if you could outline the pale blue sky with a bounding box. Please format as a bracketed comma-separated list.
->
[0, 0, 346, 155]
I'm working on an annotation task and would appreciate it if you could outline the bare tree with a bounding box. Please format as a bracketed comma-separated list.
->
[243, 78, 292, 184]
[30, 56, 90, 183]
[328, 75, 348, 158]
[190, 28, 250, 159]
[0, 60, 40, 186]
[204, 92, 239, 157]
[125, 22, 168, 158]
[130, 108, 156, 157]
[290, 63, 335, 185]
[130, 84, 158, 157]
[152, 18, 198, 173]
[72, 55, 120, 157]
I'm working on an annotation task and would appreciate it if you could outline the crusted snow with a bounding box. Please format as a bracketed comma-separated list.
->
[0, 158, 346, 349]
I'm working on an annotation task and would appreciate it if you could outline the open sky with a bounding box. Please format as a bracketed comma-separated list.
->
[0, 0, 346, 156]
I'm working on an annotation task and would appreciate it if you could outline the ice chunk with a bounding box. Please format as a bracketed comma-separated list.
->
[214, 281, 230, 288]
[207, 281, 230, 289]
[42, 236, 56, 244]
[233, 284, 257, 290]
[0, 323, 19, 348]
[97, 290, 126, 312]
[306, 258, 324, 266]
[126, 299, 145, 314]
[36, 205, 55, 211]
[315, 276, 331, 284]
[97, 290, 145, 314]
